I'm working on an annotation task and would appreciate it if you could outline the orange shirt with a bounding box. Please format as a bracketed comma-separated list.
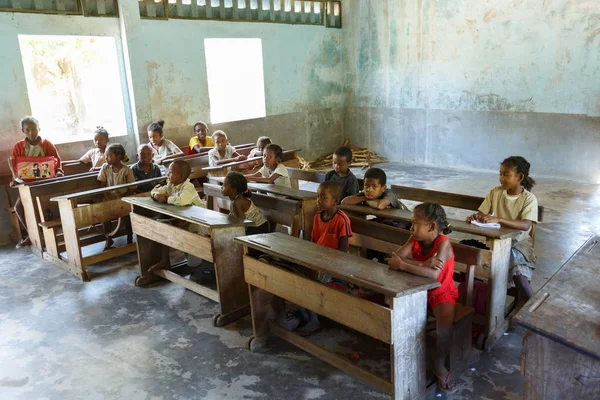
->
[312, 210, 352, 250]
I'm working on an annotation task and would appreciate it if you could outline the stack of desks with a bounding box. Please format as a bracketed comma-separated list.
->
[207, 177, 317, 241]
[124, 197, 254, 327]
[514, 236, 600, 400]
[236, 232, 440, 399]
[340, 204, 522, 350]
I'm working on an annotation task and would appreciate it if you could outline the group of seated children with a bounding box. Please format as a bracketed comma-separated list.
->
[10, 114, 539, 394]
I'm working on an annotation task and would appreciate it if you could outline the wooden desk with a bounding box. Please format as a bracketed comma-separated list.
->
[236, 232, 438, 399]
[210, 177, 318, 241]
[47, 177, 165, 281]
[514, 236, 600, 399]
[202, 148, 301, 179]
[340, 204, 522, 350]
[124, 197, 254, 327]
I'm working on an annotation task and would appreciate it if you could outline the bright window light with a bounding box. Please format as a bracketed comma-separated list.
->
[204, 38, 266, 124]
[18, 35, 128, 144]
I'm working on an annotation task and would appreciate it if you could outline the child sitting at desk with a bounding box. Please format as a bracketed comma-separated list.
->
[151, 160, 204, 207]
[325, 146, 360, 201]
[10, 116, 63, 248]
[388, 202, 458, 394]
[467, 156, 539, 304]
[222, 171, 269, 233]
[341, 167, 406, 210]
[208, 130, 248, 167]
[97, 143, 135, 250]
[147, 120, 183, 165]
[246, 144, 291, 188]
[79, 126, 109, 170]
[188, 121, 213, 155]
[248, 136, 271, 158]
[131, 144, 162, 192]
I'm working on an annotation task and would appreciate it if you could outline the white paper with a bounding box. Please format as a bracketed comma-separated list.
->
[470, 220, 501, 229]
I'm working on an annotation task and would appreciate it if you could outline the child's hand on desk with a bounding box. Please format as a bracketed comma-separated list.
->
[152, 193, 169, 203]
[423, 253, 444, 270]
[236, 155, 248, 161]
[481, 214, 500, 224]
[387, 252, 402, 271]
[466, 212, 484, 223]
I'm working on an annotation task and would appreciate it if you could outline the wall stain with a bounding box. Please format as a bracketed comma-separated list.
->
[456, 91, 535, 112]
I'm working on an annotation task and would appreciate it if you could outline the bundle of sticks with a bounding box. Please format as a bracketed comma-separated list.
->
[297, 140, 387, 172]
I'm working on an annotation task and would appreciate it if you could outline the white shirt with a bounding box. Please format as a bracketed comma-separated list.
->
[208, 145, 236, 167]
[151, 179, 205, 207]
[259, 163, 291, 188]
[80, 148, 106, 168]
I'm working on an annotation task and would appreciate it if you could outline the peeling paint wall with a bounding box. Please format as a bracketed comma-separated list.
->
[343, 0, 600, 182]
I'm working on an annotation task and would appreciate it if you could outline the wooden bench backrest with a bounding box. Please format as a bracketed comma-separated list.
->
[165, 143, 255, 165]
[36, 178, 103, 223]
[287, 168, 326, 190]
[391, 184, 545, 246]
[203, 183, 300, 228]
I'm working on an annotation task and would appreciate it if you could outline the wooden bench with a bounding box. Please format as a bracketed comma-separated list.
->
[514, 236, 600, 400]
[209, 177, 318, 241]
[46, 177, 165, 281]
[202, 148, 301, 179]
[340, 203, 522, 351]
[347, 216, 478, 370]
[203, 183, 302, 237]
[123, 196, 254, 327]
[286, 168, 326, 190]
[237, 232, 439, 399]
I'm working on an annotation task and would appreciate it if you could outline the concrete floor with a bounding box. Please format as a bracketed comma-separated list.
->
[1, 163, 598, 400]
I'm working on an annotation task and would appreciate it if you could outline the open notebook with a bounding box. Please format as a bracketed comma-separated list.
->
[470, 220, 501, 229]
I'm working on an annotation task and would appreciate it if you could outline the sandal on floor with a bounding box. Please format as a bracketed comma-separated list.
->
[434, 369, 457, 394]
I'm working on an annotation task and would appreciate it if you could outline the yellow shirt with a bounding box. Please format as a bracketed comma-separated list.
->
[189, 136, 214, 151]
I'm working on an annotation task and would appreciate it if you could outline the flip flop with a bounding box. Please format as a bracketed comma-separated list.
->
[434, 368, 458, 394]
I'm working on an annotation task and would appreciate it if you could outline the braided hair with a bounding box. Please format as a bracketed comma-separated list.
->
[226, 171, 251, 198]
[106, 143, 129, 163]
[502, 156, 536, 191]
[414, 202, 453, 235]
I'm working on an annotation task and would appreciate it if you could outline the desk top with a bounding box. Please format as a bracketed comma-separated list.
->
[123, 196, 253, 228]
[514, 236, 600, 360]
[51, 177, 166, 201]
[340, 204, 522, 240]
[211, 177, 317, 201]
[236, 232, 439, 298]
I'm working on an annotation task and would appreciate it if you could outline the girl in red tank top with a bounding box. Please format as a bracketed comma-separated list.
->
[387, 203, 458, 394]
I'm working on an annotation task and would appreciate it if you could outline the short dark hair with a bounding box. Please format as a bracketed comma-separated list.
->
[257, 136, 272, 147]
[334, 146, 353, 163]
[264, 144, 283, 160]
[172, 160, 191, 179]
[319, 181, 343, 202]
[226, 171, 251, 198]
[364, 167, 387, 186]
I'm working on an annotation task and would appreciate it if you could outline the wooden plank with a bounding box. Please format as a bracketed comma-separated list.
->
[82, 243, 137, 267]
[130, 212, 214, 262]
[211, 226, 249, 316]
[134, 234, 168, 286]
[17, 184, 43, 252]
[340, 204, 522, 240]
[270, 324, 394, 395]
[51, 176, 165, 202]
[244, 255, 392, 343]
[237, 233, 439, 297]
[56, 198, 87, 281]
[124, 197, 252, 229]
[522, 332, 600, 400]
[154, 269, 220, 302]
[484, 237, 512, 348]
[71, 197, 139, 228]
[286, 168, 326, 184]
[390, 290, 428, 399]
[43, 252, 87, 281]
[514, 237, 600, 359]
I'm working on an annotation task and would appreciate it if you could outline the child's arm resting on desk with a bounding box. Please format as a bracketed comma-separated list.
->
[247, 173, 281, 184]
[388, 238, 449, 280]
[480, 214, 533, 231]
[151, 185, 169, 203]
[340, 192, 367, 205]
[165, 183, 198, 206]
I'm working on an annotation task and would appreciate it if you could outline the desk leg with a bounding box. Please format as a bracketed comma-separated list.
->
[17, 186, 43, 256]
[135, 235, 169, 286]
[301, 199, 317, 241]
[483, 237, 511, 350]
[247, 284, 285, 353]
[55, 199, 88, 281]
[391, 291, 428, 400]
[211, 226, 250, 326]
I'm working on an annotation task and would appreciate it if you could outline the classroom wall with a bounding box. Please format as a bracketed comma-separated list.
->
[342, 0, 600, 182]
